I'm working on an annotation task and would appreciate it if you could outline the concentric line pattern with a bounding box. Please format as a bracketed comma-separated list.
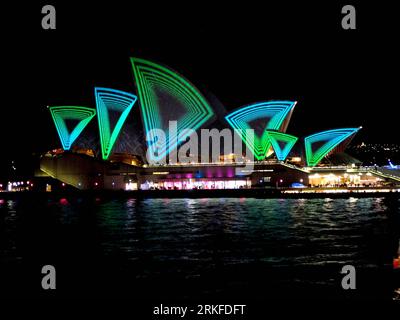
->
[95, 87, 137, 160]
[131, 57, 215, 161]
[265, 131, 298, 161]
[304, 128, 361, 167]
[225, 101, 297, 160]
[49, 106, 96, 150]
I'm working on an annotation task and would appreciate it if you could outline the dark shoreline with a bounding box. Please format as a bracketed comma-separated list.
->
[1, 188, 400, 200]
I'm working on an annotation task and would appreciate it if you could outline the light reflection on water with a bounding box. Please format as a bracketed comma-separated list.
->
[0, 196, 399, 299]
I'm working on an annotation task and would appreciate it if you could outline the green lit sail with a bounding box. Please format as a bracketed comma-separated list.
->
[225, 101, 297, 160]
[304, 128, 361, 166]
[49, 106, 96, 150]
[131, 57, 215, 161]
[95, 87, 137, 160]
[266, 131, 298, 161]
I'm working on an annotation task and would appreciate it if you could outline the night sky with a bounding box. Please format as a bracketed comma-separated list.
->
[1, 2, 399, 177]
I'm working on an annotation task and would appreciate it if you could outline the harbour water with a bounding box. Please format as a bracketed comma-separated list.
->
[1, 196, 399, 300]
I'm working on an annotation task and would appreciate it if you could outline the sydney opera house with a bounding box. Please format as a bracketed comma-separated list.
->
[37, 58, 400, 191]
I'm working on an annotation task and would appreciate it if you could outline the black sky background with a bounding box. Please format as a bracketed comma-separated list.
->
[1, 1, 399, 174]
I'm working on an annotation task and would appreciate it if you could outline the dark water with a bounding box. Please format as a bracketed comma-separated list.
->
[1, 196, 399, 301]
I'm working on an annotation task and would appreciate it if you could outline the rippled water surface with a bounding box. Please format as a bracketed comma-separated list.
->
[1, 196, 399, 300]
